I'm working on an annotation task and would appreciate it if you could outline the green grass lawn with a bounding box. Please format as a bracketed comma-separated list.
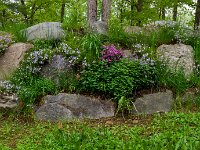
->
[0, 112, 200, 150]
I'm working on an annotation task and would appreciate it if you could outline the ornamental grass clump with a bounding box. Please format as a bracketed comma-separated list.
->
[101, 45, 124, 62]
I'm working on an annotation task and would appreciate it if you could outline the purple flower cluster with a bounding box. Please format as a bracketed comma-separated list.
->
[101, 45, 124, 62]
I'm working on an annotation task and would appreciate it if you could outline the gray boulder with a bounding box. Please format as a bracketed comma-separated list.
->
[40, 55, 72, 84]
[23, 22, 65, 41]
[91, 21, 108, 35]
[132, 90, 174, 114]
[36, 93, 115, 121]
[157, 44, 195, 76]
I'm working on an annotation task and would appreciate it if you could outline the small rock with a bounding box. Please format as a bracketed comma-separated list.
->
[91, 21, 108, 35]
[105, 120, 114, 125]
[181, 91, 196, 103]
[132, 90, 174, 114]
[0, 94, 18, 111]
[132, 120, 139, 124]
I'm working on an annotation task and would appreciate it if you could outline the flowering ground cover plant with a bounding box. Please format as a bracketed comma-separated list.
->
[9, 41, 82, 107]
[101, 45, 124, 62]
[0, 32, 15, 55]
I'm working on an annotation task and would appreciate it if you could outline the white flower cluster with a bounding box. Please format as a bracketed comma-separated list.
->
[133, 43, 155, 66]
[0, 80, 19, 94]
[57, 43, 82, 68]
[24, 48, 51, 73]
[0, 32, 15, 55]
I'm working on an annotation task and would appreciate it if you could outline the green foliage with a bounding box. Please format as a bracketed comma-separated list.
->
[116, 96, 133, 116]
[17, 77, 56, 106]
[81, 33, 102, 63]
[0, 23, 28, 42]
[80, 59, 156, 100]
[108, 19, 133, 48]
[154, 61, 198, 94]
[57, 72, 79, 93]
[184, 35, 200, 68]
[1, 112, 200, 149]
[62, 0, 86, 31]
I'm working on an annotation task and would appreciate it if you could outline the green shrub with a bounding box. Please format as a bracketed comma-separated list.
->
[57, 72, 79, 93]
[108, 19, 133, 48]
[80, 59, 156, 100]
[154, 61, 197, 95]
[17, 77, 56, 106]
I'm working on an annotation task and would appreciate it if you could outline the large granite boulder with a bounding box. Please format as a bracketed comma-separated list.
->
[0, 43, 33, 79]
[36, 93, 115, 121]
[132, 90, 174, 114]
[157, 44, 195, 76]
[23, 22, 65, 41]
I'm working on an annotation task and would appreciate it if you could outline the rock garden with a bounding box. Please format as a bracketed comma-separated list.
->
[0, 0, 200, 149]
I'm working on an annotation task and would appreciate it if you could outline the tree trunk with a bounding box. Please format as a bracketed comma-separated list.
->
[60, 0, 66, 23]
[162, 7, 165, 20]
[136, 0, 143, 26]
[120, 0, 124, 23]
[159, 8, 161, 19]
[194, 0, 200, 30]
[87, 0, 97, 27]
[130, 0, 135, 26]
[20, 0, 28, 24]
[102, 0, 112, 24]
[2, 9, 6, 29]
[173, 2, 178, 21]
[30, 1, 36, 25]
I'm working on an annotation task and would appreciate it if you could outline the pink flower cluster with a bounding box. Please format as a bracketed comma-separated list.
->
[101, 45, 124, 62]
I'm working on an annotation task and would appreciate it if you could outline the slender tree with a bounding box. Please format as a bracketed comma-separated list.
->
[102, 0, 112, 24]
[29, 1, 36, 24]
[173, 1, 178, 21]
[87, 0, 97, 27]
[136, 0, 143, 26]
[60, 0, 66, 23]
[194, 0, 200, 30]
[20, 0, 28, 24]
